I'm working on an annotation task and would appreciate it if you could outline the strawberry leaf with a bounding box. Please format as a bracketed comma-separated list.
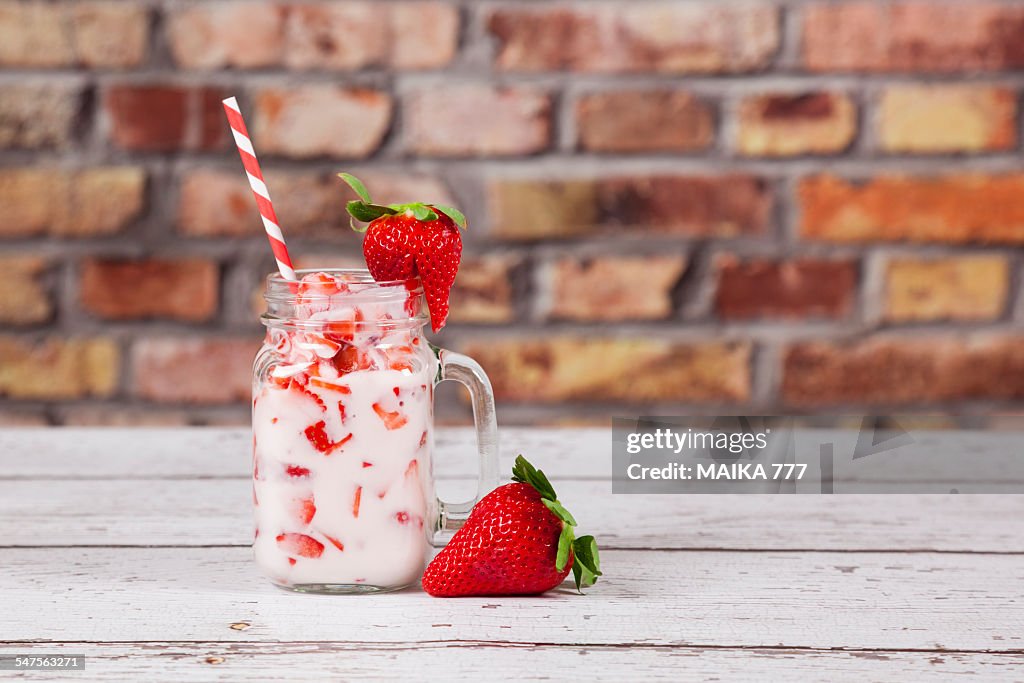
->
[511, 455, 558, 501]
[555, 523, 574, 572]
[347, 200, 396, 224]
[542, 498, 577, 526]
[338, 173, 372, 204]
[433, 204, 467, 229]
[571, 536, 601, 591]
[388, 203, 438, 222]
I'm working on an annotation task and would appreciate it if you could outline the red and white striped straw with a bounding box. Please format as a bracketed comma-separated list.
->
[222, 96, 296, 281]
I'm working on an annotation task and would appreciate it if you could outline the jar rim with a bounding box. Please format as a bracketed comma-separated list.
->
[262, 268, 427, 329]
[265, 268, 423, 300]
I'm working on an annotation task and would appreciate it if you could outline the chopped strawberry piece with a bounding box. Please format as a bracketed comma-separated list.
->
[418, 431, 428, 448]
[297, 272, 341, 298]
[362, 461, 373, 468]
[373, 403, 408, 430]
[292, 495, 316, 524]
[338, 401, 347, 424]
[303, 421, 352, 455]
[324, 535, 345, 552]
[352, 486, 362, 518]
[333, 345, 370, 374]
[288, 558, 296, 566]
[304, 421, 332, 452]
[286, 464, 311, 478]
[310, 377, 349, 392]
[276, 533, 324, 559]
[325, 320, 356, 343]
[306, 333, 342, 354]
[252, 484, 259, 506]
[405, 459, 419, 478]
[394, 511, 423, 529]
[393, 386, 400, 396]
[271, 417, 278, 424]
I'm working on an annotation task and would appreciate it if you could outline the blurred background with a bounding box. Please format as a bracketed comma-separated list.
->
[0, 0, 1022, 427]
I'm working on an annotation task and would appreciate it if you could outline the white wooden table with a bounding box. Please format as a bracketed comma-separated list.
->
[1, 428, 1022, 680]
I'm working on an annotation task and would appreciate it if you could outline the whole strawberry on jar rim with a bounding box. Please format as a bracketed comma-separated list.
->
[340, 173, 465, 333]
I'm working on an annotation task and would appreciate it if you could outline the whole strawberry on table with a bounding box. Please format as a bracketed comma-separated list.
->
[423, 456, 602, 597]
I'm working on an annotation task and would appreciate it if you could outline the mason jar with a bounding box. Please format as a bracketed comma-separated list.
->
[252, 269, 498, 594]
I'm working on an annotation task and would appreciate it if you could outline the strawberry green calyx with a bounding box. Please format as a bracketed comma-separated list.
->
[511, 455, 602, 592]
[338, 172, 467, 231]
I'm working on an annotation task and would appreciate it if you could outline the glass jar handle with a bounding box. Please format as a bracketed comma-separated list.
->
[433, 349, 499, 545]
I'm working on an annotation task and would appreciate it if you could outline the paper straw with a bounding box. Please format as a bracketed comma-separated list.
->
[222, 96, 296, 281]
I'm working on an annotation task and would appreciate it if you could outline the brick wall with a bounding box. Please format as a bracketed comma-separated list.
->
[1, 0, 1023, 427]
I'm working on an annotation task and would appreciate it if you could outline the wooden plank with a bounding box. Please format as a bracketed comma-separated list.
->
[0, 428, 595, 480]
[2, 477, 1022, 552]
[0, 642, 1021, 682]
[1, 547, 1022, 651]
[2, 428, 1022, 485]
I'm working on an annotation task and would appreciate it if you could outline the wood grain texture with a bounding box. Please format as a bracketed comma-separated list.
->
[2, 547, 1023, 651]
[0, 642, 1021, 682]
[2, 426, 1021, 678]
[2, 477, 1022, 552]
[1, 427, 1021, 483]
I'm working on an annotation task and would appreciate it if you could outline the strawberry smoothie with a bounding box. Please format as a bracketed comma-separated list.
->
[252, 270, 438, 592]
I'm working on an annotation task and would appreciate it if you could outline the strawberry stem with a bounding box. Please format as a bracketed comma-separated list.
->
[511, 454, 601, 592]
[338, 172, 469, 232]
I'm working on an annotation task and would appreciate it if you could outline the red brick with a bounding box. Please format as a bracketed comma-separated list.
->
[0, 84, 79, 149]
[105, 85, 226, 152]
[0, 1, 147, 68]
[783, 337, 1024, 406]
[576, 91, 714, 153]
[251, 87, 391, 158]
[737, 92, 856, 156]
[461, 337, 751, 403]
[178, 169, 452, 237]
[405, 86, 551, 156]
[80, 259, 219, 322]
[544, 255, 686, 321]
[803, 1, 1024, 72]
[72, 2, 148, 67]
[0, 1, 72, 66]
[133, 338, 257, 404]
[715, 257, 857, 320]
[449, 255, 519, 324]
[878, 86, 1017, 154]
[285, 2, 458, 70]
[884, 257, 1009, 322]
[169, 2, 458, 70]
[0, 336, 118, 399]
[490, 175, 771, 240]
[178, 170, 257, 238]
[489, 4, 779, 73]
[168, 2, 285, 69]
[0, 256, 52, 325]
[800, 175, 1024, 244]
[0, 167, 146, 238]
